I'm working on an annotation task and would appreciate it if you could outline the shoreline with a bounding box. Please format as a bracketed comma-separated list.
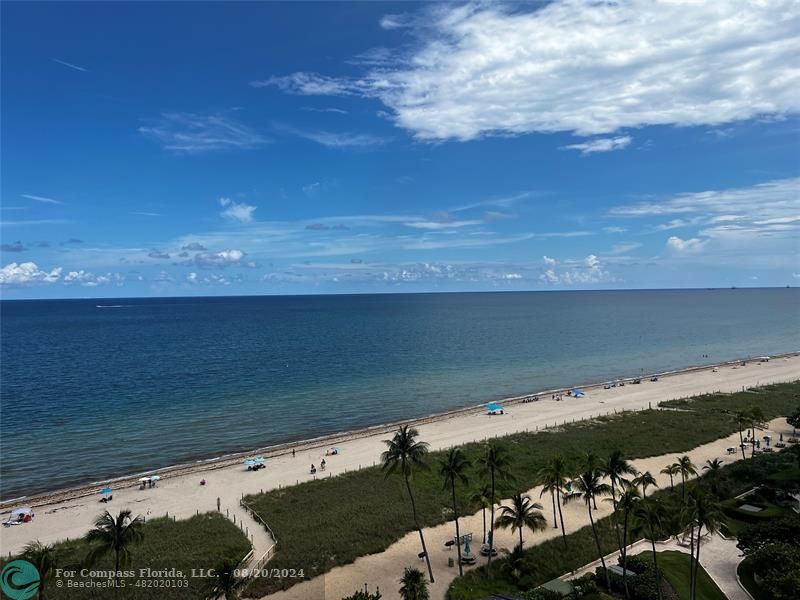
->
[2, 350, 797, 511]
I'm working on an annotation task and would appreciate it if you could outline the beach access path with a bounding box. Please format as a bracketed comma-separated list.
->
[1, 355, 798, 565]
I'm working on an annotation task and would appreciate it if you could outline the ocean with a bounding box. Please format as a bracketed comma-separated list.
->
[1, 288, 798, 500]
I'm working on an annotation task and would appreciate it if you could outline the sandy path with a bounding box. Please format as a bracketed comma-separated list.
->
[1, 355, 797, 561]
[264, 418, 794, 600]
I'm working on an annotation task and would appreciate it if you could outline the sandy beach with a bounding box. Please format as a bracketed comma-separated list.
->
[2, 353, 798, 569]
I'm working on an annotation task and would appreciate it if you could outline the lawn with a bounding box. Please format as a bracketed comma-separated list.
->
[656, 550, 727, 600]
[243, 381, 800, 597]
[3, 512, 251, 600]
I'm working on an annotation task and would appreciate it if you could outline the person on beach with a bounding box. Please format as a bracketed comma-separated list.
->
[292, 448, 295, 458]
[321, 459, 326, 470]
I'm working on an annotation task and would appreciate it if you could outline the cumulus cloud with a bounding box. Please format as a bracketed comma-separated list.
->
[562, 136, 632, 155]
[148, 250, 171, 259]
[190, 249, 246, 268]
[540, 254, 610, 285]
[666, 236, 707, 254]
[0, 262, 62, 285]
[63, 270, 119, 287]
[259, 1, 800, 141]
[139, 112, 267, 153]
[543, 256, 557, 266]
[219, 197, 256, 223]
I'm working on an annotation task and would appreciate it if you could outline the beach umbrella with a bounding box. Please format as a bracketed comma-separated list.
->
[244, 459, 256, 466]
[150, 475, 161, 481]
[573, 388, 585, 396]
[486, 403, 503, 412]
[99, 487, 113, 495]
[138, 477, 151, 483]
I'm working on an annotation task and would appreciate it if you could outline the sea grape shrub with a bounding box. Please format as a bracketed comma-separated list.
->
[737, 514, 800, 554]
[748, 542, 800, 600]
[604, 555, 661, 600]
[341, 590, 383, 600]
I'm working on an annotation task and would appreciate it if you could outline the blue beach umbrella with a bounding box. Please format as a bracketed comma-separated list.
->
[573, 389, 585, 396]
[244, 459, 256, 466]
[486, 403, 503, 412]
[99, 487, 112, 495]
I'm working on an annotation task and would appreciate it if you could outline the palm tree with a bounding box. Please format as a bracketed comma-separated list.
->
[477, 441, 514, 577]
[702, 459, 723, 495]
[660, 463, 680, 491]
[537, 456, 570, 548]
[633, 471, 658, 498]
[603, 450, 637, 554]
[676, 455, 697, 499]
[733, 411, 749, 460]
[439, 447, 471, 576]
[203, 559, 247, 600]
[382, 425, 434, 583]
[616, 488, 641, 599]
[584, 452, 602, 508]
[688, 490, 723, 600]
[494, 492, 547, 550]
[399, 567, 429, 600]
[633, 498, 666, 600]
[469, 483, 492, 545]
[21, 541, 56, 600]
[84, 509, 144, 593]
[565, 469, 612, 591]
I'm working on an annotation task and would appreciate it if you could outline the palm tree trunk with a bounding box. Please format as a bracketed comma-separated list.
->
[689, 523, 696, 600]
[487, 469, 496, 577]
[519, 528, 524, 550]
[738, 428, 746, 460]
[622, 508, 630, 599]
[651, 538, 663, 600]
[481, 506, 486, 545]
[681, 473, 686, 499]
[611, 479, 623, 558]
[669, 474, 674, 491]
[114, 550, 121, 598]
[692, 525, 703, 600]
[588, 505, 610, 592]
[452, 484, 464, 577]
[405, 474, 434, 583]
[556, 491, 568, 549]
[551, 489, 558, 528]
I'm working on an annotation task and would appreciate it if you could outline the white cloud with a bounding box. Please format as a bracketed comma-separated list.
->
[562, 136, 632, 155]
[21, 194, 63, 205]
[219, 197, 256, 223]
[63, 270, 119, 287]
[539, 254, 610, 285]
[277, 124, 390, 148]
[51, 58, 88, 72]
[380, 13, 413, 30]
[602, 226, 627, 233]
[261, 1, 800, 141]
[0, 262, 62, 285]
[607, 242, 642, 255]
[189, 249, 246, 268]
[403, 219, 482, 230]
[543, 255, 557, 266]
[666, 236, 708, 254]
[139, 112, 267, 153]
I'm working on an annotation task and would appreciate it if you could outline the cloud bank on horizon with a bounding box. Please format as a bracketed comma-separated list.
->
[1, 0, 798, 297]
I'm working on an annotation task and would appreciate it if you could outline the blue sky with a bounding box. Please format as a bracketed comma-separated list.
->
[1, 0, 798, 298]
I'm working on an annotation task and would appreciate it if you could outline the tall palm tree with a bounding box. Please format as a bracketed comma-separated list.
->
[676, 455, 697, 499]
[688, 491, 723, 600]
[565, 469, 612, 591]
[382, 425, 434, 583]
[616, 488, 641, 599]
[469, 483, 492, 545]
[660, 463, 680, 491]
[21, 541, 56, 600]
[203, 559, 248, 600]
[633, 498, 666, 600]
[733, 411, 749, 460]
[633, 471, 658, 498]
[603, 450, 637, 554]
[477, 441, 514, 577]
[537, 456, 570, 548]
[702, 459, 723, 495]
[494, 492, 547, 550]
[583, 452, 602, 508]
[439, 447, 471, 576]
[84, 509, 144, 593]
[399, 566, 429, 600]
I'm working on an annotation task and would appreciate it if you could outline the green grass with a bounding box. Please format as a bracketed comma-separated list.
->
[737, 556, 772, 600]
[656, 550, 727, 600]
[242, 381, 799, 597]
[3, 512, 250, 600]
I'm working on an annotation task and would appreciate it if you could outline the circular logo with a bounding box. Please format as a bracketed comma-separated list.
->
[0, 560, 40, 600]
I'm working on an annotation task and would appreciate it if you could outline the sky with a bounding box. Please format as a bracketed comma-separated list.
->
[1, 0, 799, 299]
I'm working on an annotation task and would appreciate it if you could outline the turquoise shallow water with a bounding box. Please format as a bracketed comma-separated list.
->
[1, 288, 798, 500]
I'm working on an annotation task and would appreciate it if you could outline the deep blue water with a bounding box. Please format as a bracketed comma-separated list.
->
[1, 289, 798, 500]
